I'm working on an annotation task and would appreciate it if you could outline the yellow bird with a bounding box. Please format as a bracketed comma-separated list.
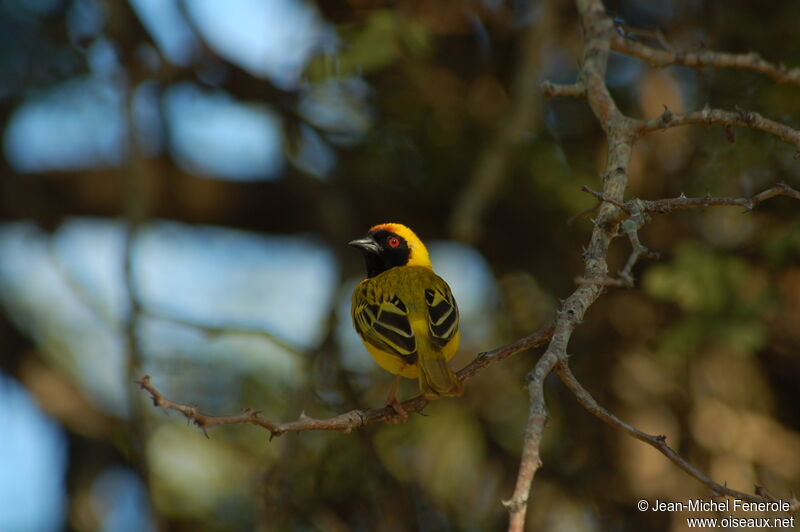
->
[349, 223, 463, 418]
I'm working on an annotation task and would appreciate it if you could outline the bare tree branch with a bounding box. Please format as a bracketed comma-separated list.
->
[139, 324, 556, 438]
[120, 78, 157, 510]
[506, 2, 629, 528]
[612, 34, 800, 87]
[582, 183, 800, 215]
[638, 106, 800, 151]
[576, 183, 799, 287]
[637, 183, 800, 213]
[449, 0, 559, 242]
[541, 80, 586, 98]
[555, 361, 773, 504]
[503, 350, 560, 529]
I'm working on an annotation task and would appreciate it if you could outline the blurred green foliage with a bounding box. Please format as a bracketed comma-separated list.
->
[764, 220, 800, 267]
[643, 242, 772, 356]
[307, 10, 429, 80]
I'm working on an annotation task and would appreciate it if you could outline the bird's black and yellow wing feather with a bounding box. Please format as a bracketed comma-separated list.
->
[352, 268, 462, 398]
[352, 287, 418, 364]
[424, 284, 458, 347]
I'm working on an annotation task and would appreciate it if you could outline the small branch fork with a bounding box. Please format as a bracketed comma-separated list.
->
[575, 183, 800, 287]
[545, 45, 800, 156]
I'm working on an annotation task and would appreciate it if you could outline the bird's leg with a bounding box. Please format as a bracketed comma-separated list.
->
[385, 374, 408, 423]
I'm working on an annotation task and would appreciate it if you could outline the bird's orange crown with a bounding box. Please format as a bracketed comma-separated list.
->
[369, 223, 432, 268]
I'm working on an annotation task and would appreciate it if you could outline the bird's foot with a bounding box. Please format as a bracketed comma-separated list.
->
[385, 397, 409, 424]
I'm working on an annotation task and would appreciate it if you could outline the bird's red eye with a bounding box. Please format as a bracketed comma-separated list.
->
[388, 237, 400, 248]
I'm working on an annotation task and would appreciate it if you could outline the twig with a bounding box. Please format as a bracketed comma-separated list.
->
[449, 0, 559, 242]
[541, 80, 586, 99]
[555, 361, 772, 504]
[583, 183, 800, 216]
[120, 77, 156, 509]
[577, 182, 800, 288]
[638, 106, 800, 151]
[505, 1, 627, 529]
[581, 184, 627, 209]
[139, 324, 556, 438]
[612, 34, 800, 87]
[617, 215, 660, 286]
[638, 183, 800, 213]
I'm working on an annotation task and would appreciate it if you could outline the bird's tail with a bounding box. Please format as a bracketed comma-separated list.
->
[417, 350, 463, 399]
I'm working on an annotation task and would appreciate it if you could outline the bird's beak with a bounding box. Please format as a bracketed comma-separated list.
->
[348, 236, 380, 254]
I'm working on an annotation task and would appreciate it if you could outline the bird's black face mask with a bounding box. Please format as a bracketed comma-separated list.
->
[349, 230, 410, 277]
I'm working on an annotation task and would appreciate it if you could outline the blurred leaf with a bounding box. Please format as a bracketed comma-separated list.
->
[306, 10, 430, 81]
[644, 242, 748, 313]
[763, 220, 800, 267]
[372, 402, 486, 508]
[529, 140, 595, 215]
[643, 242, 773, 355]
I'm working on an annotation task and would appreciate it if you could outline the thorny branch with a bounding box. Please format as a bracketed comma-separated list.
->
[639, 106, 800, 152]
[576, 183, 800, 287]
[138, 324, 556, 439]
[612, 34, 800, 87]
[582, 182, 800, 215]
[554, 362, 777, 504]
[506, 1, 625, 528]
[541, 80, 586, 98]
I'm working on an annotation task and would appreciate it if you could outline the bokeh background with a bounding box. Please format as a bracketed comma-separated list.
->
[1, 0, 799, 530]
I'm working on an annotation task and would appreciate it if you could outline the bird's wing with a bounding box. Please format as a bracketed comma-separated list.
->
[424, 278, 459, 347]
[353, 283, 417, 361]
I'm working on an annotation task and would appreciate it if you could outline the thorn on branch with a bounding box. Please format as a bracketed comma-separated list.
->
[726, 125, 736, 143]
[502, 496, 527, 512]
[643, 249, 661, 260]
[734, 104, 757, 124]
[701, 103, 712, 122]
[660, 105, 674, 126]
[581, 185, 628, 211]
[755, 485, 778, 502]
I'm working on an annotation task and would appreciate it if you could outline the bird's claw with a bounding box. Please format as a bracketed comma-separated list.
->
[385, 398, 409, 424]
